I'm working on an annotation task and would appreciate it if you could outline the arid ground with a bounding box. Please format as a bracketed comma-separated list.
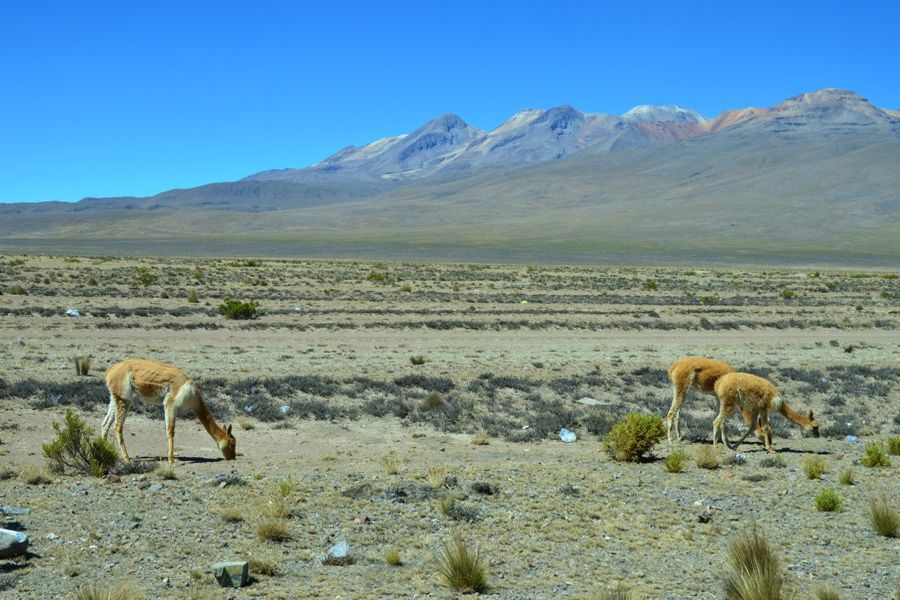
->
[1, 256, 898, 599]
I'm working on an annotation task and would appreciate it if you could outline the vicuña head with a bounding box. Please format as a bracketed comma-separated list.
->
[102, 358, 237, 464]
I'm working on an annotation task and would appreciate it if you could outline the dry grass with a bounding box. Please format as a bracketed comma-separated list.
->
[235, 417, 255, 430]
[695, 446, 720, 470]
[868, 495, 898, 537]
[591, 586, 645, 600]
[380, 452, 400, 475]
[437, 530, 487, 593]
[153, 462, 177, 480]
[470, 431, 489, 446]
[426, 466, 449, 488]
[0, 463, 17, 480]
[248, 553, 280, 576]
[802, 456, 827, 480]
[256, 517, 291, 542]
[723, 528, 794, 600]
[838, 469, 855, 485]
[814, 587, 842, 600]
[52, 546, 83, 577]
[214, 505, 244, 522]
[887, 436, 900, 456]
[20, 464, 52, 485]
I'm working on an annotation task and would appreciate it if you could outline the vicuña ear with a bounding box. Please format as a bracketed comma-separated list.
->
[808, 410, 814, 419]
[226, 424, 233, 435]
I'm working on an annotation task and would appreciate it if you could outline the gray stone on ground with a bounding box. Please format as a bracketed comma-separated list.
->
[212, 561, 249, 588]
[576, 397, 606, 406]
[321, 540, 354, 566]
[0, 529, 29, 559]
[0, 506, 30, 516]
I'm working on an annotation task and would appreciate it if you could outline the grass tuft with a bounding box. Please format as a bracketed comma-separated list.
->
[256, 517, 291, 542]
[385, 547, 402, 566]
[814, 587, 842, 600]
[214, 505, 244, 523]
[73, 356, 92, 376]
[248, 553, 279, 576]
[868, 495, 898, 537]
[802, 455, 828, 480]
[71, 582, 146, 600]
[838, 469, 855, 485]
[814, 488, 843, 513]
[664, 449, 687, 473]
[20, 464, 52, 485]
[437, 530, 487, 593]
[887, 436, 900, 456]
[153, 462, 177, 480]
[723, 527, 794, 600]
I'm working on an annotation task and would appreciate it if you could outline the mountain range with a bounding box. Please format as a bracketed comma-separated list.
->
[2, 88, 899, 265]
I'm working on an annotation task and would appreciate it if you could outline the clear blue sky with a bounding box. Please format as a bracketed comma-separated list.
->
[2, 0, 898, 203]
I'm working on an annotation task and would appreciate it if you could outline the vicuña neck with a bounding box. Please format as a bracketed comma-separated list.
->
[193, 397, 227, 443]
[778, 400, 812, 428]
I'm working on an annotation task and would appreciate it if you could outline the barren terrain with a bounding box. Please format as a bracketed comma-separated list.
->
[1, 256, 898, 598]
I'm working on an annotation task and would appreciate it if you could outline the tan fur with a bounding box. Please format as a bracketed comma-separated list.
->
[101, 359, 236, 464]
[665, 357, 769, 443]
[712, 373, 820, 452]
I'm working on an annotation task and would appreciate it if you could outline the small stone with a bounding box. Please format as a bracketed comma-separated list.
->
[147, 483, 163, 493]
[0, 506, 30, 516]
[45, 533, 58, 540]
[106, 474, 121, 484]
[212, 561, 249, 588]
[0, 529, 29, 559]
[321, 540, 354, 566]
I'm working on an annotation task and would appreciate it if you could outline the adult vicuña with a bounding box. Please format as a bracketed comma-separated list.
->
[102, 359, 236, 464]
[666, 356, 770, 444]
[712, 372, 820, 452]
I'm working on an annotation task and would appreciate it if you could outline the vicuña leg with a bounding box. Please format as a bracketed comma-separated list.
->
[164, 404, 176, 465]
[666, 371, 694, 443]
[113, 397, 131, 462]
[729, 409, 760, 451]
[100, 396, 116, 440]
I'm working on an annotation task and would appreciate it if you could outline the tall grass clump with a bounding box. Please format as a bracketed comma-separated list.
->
[868, 495, 898, 538]
[838, 469, 855, 485]
[814, 587, 843, 600]
[723, 527, 794, 600]
[887, 436, 900, 456]
[42, 409, 118, 476]
[437, 530, 487, 593]
[73, 356, 92, 376]
[695, 445, 720, 470]
[603, 413, 665, 462]
[71, 582, 146, 600]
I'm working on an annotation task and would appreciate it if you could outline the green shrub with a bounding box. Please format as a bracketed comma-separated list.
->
[135, 267, 157, 287]
[664, 449, 687, 473]
[868, 495, 898, 538]
[437, 530, 487, 593]
[803, 456, 828, 480]
[814, 488, 843, 513]
[723, 527, 792, 600]
[603, 413, 666, 462]
[781, 289, 796, 300]
[8, 284, 28, 295]
[42, 409, 119, 477]
[217, 298, 258, 319]
[860, 442, 892, 468]
[367, 271, 390, 283]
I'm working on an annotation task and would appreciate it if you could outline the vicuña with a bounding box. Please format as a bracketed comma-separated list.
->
[102, 359, 236, 464]
[712, 372, 820, 452]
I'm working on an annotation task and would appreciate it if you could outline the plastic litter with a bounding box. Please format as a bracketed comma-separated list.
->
[559, 428, 577, 443]
[279, 404, 291, 415]
[733, 454, 747, 465]
[65, 308, 80, 317]
[845, 435, 859, 443]
[243, 404, 254, 414]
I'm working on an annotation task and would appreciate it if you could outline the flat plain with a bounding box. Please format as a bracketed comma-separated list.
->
[0, 255, 898, 599]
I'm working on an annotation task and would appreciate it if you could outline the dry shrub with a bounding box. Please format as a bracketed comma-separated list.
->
[837, 469, 855, 485]
[437, 530, 487, 593]
[73, 357, 92, 376]
[256, 518, 291, 542]
[695, 446, 720, 470]
[470, 431, 489, 446]
[248, 553, 279, 576]
[71, 582, 146, 600]
[214, 505, 244, 522]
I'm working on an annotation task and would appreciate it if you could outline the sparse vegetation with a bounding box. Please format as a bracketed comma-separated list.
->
[20, 464, 52, 485]
[603, 413, 666, 462]
[868, 495, 898, 537]
[437, 530, 487, 593]
[410, 354, 428, 365]
[887, 436, 900, 455]
[814, 586, 842, 600]
[214, 505, 245, 522]
[42, 409, 119, 476]
[71, 583, 146, 600]
[256, 517, 291, 542]
[814, 487, 843, 513]
[153, 462, 177, 480]
[248, 553, 280, 576]
[187, 289, 199, 303]
[838, 469, 855, 485]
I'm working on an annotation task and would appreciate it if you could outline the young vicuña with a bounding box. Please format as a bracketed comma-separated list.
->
[712, 372, 820, 452]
